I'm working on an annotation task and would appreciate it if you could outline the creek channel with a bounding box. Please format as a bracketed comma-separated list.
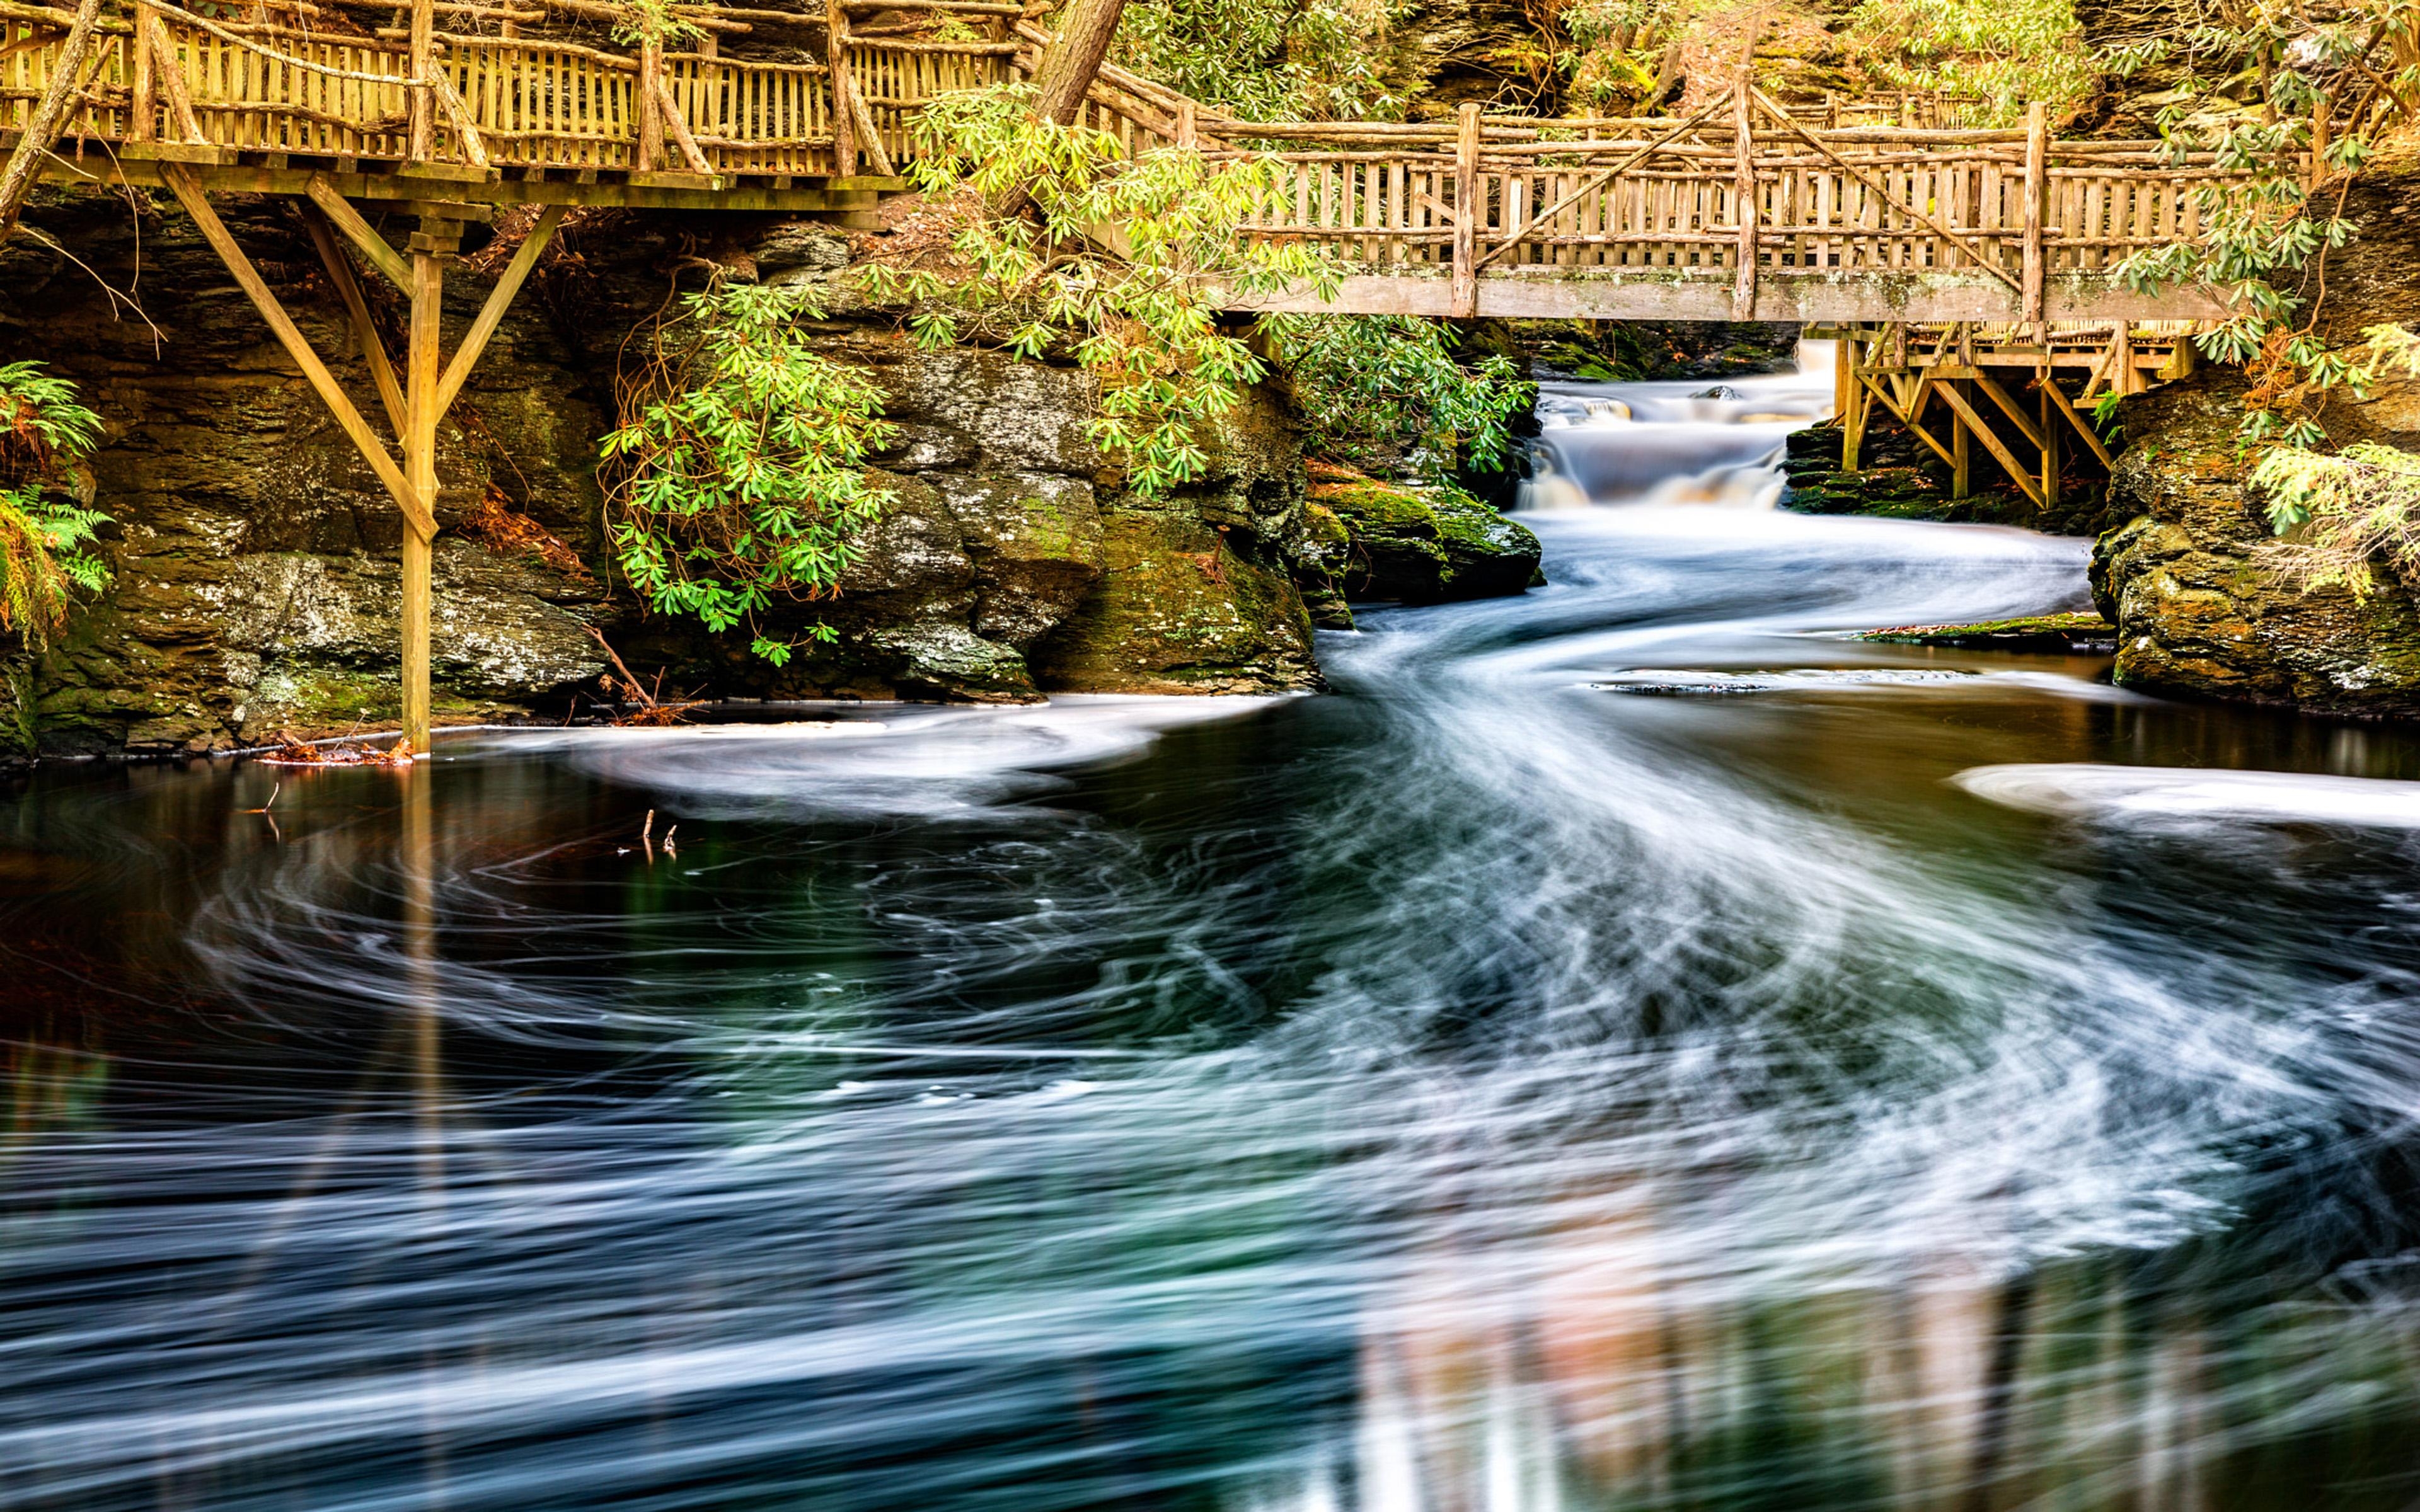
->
[8, 348, 2420, 1510]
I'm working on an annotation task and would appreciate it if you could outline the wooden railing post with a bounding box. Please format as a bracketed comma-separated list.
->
[2309, 86, 2331, 191]
[1451, 101, 1479, 318]
[637, 36, 664, 171]
[2022, 100, 2046, 332]
[1175, 97, 1196, 151]
[1731, 56, 1757, 320]
[130, 0, 155, 142]
[827, 0, 857, 177]
[406, 0, 433, 161]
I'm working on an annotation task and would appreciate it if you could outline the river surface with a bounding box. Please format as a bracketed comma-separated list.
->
[11, 354, 2420, 1511]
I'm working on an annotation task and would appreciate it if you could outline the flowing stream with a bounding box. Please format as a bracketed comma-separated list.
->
[11, 348, 2420, 1511]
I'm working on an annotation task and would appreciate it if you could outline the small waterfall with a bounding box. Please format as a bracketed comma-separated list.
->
[1521, 339, 1838, 512]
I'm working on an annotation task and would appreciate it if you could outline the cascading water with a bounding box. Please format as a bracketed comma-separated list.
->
[1523, 341, 1839, 510]
[9, 342, 2420, 1512]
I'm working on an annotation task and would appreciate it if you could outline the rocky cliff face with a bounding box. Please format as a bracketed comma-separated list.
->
[2087, 165, 2420, 716]
[0, 190, 1356, 759]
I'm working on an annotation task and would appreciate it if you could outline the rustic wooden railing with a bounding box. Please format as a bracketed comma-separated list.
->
[3, 4, 2256, 321]
[0, 0, 1014, 179]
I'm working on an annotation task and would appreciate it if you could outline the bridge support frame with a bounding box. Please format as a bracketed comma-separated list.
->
[160, 166, 565, 754]
[1821, 319, 2186, 512]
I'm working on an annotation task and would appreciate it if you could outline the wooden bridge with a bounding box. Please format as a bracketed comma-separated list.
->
[0, 0, 2247, 748]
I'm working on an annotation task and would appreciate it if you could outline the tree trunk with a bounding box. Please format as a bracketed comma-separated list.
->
[0, 0, 108, 244]
[1030, 0, 1126, 126]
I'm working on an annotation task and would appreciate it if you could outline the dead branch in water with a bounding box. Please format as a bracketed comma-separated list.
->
[582, 624, 708, 726]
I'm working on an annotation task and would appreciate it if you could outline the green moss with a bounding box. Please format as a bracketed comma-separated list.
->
[1860, 612, 2116, 647]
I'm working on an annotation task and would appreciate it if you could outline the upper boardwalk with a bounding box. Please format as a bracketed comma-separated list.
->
[1, 2, 2237, 324]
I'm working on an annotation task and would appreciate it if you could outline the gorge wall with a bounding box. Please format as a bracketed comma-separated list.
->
[2088, 162, 2420, 718]
[1, 190, 1514, 761]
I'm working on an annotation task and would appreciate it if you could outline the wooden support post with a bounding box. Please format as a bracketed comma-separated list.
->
[1935, 377, 2046, 508]
[1731, 55, 1757, 321]
[1451, 101, 1480, 318]
[2038, 365, 2060, 508]
[2114, 320, 2143, 394]
[637, 37, 665, 172]
[1175, 97, 1197, 151]
[401, 212, 459, 757]
[1950, 378, 1971, 498]
[159, 164, 432, 542]
[1833, 331, 1852, 425]
[2021, 100, 2046, 334]
[2037, 370, 2116, 470]
[1842, 336, 1867, 472]
[408, 0, 434, 162]
[827, 0, 856, 177]
[131, 0, 156, 142]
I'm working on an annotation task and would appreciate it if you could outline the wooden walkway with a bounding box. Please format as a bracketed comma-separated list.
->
[0, 4, 2247, 747]
[1, 9, 2247, 321]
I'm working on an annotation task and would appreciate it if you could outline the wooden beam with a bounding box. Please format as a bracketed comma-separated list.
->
[2039, 364, 2060, 507]
[1859, 370, 1959, 472]
[1731, 55, 1756, 321]
[306, 173, 411, 287]
[652, 76, 714, 174]
[2036, 367, 2116, 469]
[2021, 101, 2046, 331]
[0, 0, 103, 241]
[1451, 102, 1478, 318]
[1475, 89, 1729, 269]
[147, 18, 204, 143]
[1935, 375, 2047, 508]
[1968, 367, 2044, 450]
[838, 62, 896, 177]
[826, 0, 855, 176]
[161, 163, 434, 539]
[432, 202, 563, 418]
[302, 207, 407, 437]
[130, 0, 155, 142]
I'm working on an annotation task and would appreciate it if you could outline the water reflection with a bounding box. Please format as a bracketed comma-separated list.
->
[8, 354, 2420, 1509]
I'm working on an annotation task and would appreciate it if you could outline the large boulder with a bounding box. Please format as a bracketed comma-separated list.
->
[1308, 464, 1542, 604]
[2090, 370, 2420, 716]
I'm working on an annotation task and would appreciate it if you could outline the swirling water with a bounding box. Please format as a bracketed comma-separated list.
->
[12, 358, 2420, 1510]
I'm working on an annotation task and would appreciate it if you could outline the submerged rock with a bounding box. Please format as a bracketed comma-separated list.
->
[1307, 466, 1543, 605]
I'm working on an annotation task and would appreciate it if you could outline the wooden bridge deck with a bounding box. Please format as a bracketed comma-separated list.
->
[1, 4, 2239, 321]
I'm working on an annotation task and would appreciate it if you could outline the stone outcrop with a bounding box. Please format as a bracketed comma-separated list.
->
[2085, 163, 2420, 717]
[0, 190, 1335, 760]
[1306, 464, 1543, 609]
[2089, 367, 2420, 716]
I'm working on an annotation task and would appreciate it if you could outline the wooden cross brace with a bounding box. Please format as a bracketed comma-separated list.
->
[161, 162, 567, 749]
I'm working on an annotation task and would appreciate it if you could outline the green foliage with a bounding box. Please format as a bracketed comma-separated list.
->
[2250, 438, 2420, 593]
[1841, 0, 2096, 120]
[857, 86, 1340, 498]
[611, 0, 703, 48]
[1112, 0, 1409, 120]
[599, 284, 897, 662]
[1264, 316, 1535, 478]
[0, 360, 108, 650]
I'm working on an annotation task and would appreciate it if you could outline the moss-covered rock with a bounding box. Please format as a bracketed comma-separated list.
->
[2090, 368, 2420, 717]
[1308, 466, 1543, 604]
[1029, 509, 1321, 694]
